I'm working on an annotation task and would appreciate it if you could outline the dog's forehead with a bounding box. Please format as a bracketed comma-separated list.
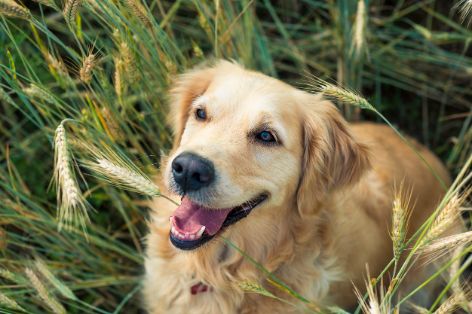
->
[199, 73, 298, 120]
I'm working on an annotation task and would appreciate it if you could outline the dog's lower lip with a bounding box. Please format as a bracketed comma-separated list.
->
[169, 194, 268, 250]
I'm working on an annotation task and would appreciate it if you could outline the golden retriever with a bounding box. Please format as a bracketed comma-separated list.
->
[144, 60, 455, 313]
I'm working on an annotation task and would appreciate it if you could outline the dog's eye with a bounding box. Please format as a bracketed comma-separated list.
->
[256, 131, 277, 144]
[195, 108, 207, 121]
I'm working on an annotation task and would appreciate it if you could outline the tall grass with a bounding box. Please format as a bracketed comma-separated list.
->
[0, 1, 471, 313]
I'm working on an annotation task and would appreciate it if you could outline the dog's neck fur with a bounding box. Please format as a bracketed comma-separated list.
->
[145, 196, 344, 313]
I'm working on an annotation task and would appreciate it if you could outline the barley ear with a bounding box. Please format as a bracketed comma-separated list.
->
[351, 0, 367, 59]
[79, 53, 97, 84]
[25, 268, 66, 314]
[391, 183, 412, 263]
[32, 0, 58, 10]
[421, 193, 464, 245]
[124, 0, 152, 28]
[85, 158, 160, 197]
[114, 56, 125, 98]
[454, 0, 472, 26]
[35, 258, 76, 300]
[63, 0, 81, 26]
[0, 292, 25, 312]
[0, 0, 31, 20]
[310, 78, 374, 111]
[53, 120, 89, 233]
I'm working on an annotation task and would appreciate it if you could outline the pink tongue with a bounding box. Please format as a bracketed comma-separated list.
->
[171, 197, 233, 236]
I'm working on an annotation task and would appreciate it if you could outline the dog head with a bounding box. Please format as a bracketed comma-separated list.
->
[163, 61, 369, 251]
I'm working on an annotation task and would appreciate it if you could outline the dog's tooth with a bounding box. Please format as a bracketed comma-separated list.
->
[196, 226, 205, 238]
[189, 234, 195, 240]
[170, 226, 175, 235]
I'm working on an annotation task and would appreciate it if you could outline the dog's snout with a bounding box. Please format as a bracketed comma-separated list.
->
[172, 152, 215, 192]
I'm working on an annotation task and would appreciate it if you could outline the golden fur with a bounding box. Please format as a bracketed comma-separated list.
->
[144, 61, 454, 313]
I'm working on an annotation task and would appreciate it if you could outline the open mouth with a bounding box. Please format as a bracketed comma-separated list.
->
[169, 194, 268, 250]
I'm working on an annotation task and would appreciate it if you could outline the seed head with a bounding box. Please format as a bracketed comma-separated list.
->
[25, 268, 66, 314]
[0, 0, 31, 20]
[53, 121, 89, 233]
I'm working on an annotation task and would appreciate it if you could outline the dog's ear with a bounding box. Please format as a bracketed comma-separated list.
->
[168, 65, 216, 148]
[296, 96, 370, 216]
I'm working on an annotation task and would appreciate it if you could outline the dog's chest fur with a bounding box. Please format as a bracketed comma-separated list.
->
[143, 210, 345, 314]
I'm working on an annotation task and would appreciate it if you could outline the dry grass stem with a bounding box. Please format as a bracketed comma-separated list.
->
[25, 268, 66, 314]
[87, 158, 160, 197]
[63, 0, 81, 25]
[54, 122, 89, 232]
[0, 292, 25, 311]
[0, 0, 31, 20]
[79, 53, 97, 84]
[35, 259, 76, 300]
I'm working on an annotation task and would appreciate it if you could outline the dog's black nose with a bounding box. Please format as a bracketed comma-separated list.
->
[172, 152, 215, 192]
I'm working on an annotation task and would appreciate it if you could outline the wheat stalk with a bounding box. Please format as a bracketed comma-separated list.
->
[25, 268, 66, 314]
[421, 194, 463, 245]
[310, 78, 374, 110]
[79, 53, 97, 84]
[238, 281, 277, 299]
[0, 227, 6, 250]
[54, 121, 89, 233]
[100, 107, 125, 141]
[124, 0, 151, 27]
[32, 0, 58, 10]
[454, 0, 472, 25]
[86, 158, 160, 197]
[44, 53, 69, 78]
[449, 247, 472, 313]
[35, 259, 76, 300]
[114, 56, 124, 98]
[391, 198, 407, 262]
[391, 184, 412, 264]
[0, 86, 14, 105]
[119, 42, 138, 81]
[433, 293, 461, 314]
[0, 268, 17, 283]
[420, 231, 472, 259]
[0, 0, 31, 20]
[63, 0, 81, 25]
[407, 303, 429, 314]
[0, 292, 25, 312]
[23, 84, 56, 104]
[351, 0, 367, 59]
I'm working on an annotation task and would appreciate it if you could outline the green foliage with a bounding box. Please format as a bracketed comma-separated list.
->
[0, 0, 470, 313]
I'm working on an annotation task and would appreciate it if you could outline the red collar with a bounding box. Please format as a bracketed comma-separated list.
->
[190, 282, 211, 295]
